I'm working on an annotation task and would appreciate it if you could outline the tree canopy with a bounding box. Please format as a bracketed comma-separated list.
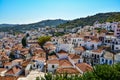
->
[38, 36, 51, 47]
[21, 36, 27, 47]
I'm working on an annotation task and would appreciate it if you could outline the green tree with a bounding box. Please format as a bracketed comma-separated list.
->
[92, 64, 120, 80]
[22, 36, 27, 47]
[36, 77, 40, 80]
[38, 36, 51, 48]
[44, 73, 52, 80]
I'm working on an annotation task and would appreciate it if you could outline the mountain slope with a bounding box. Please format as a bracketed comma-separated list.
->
[57, 12, 120, 28]
[0, 12, 120, 32]
[0, 19, 68, 32]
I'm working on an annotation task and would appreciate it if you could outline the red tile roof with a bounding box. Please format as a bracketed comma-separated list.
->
[56, 68, 79, 74]
[5, 66, 22, 75]
[76, 63, 93, 72]
[69, 54, 80, 59]
[59, 59, 73, 67]
[47, 59, 59, 64]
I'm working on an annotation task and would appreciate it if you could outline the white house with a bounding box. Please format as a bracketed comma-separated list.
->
[100, 51, 113, 65]
[31, 56, 45, 72]
[56, 50, 68, 59]
[56, 43, 74, 53]
[115, 53, 120, 63]
[47, 59, 59, 73]
[104, 36, 116, 46]
[114, 22, 120, 38]
[83, 49, 104, 65]
[84, 39, 102, 50]
[111, 38, 120, 51]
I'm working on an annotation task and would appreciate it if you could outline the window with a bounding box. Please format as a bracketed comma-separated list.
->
[105, 60, 108, 64]
[105, 40, 107, 43]
[109, 60, 112, 65]
[92, 54, 94, 57]
[116, 42, 118, 44]
[97, 55, 99, 58]
[32, 60, 35, 62]
[37, 65, 39, 68]
[102, 59, 104, 62]
[33, 64, 35, 67]
[52, 65, 55, 68]
[116, 47, 119, 50]
[78, 60, 81, 63]
[6, 66, 9, 69]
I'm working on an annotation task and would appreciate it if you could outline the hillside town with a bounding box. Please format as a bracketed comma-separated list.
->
[0, 21, 120, 80]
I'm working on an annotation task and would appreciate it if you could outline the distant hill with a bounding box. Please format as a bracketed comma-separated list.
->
[0, 24, 19, 28]
[0, 19, 68, 32]
[0, 12, 120, 32]
[57, 12, 120, 28]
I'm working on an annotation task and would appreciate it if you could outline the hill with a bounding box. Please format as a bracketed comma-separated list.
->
[57, 12, 120, 28]
[0, 19, 68, 32]
[0, 12, 120, 32]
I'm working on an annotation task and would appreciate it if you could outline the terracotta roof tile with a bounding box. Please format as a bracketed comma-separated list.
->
[48, 55, 58, 60]
[56, 68, 79, 74]
[59, 59, 73, 67]
[47, 59, 59, 64]
[5, 65, 22, 75]
[76, 63, 93, 72]
[0, 76, 18, 80]
[69, 54, 80, 59]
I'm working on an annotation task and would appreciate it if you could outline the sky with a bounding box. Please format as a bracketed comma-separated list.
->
[0, 0, 120, 24]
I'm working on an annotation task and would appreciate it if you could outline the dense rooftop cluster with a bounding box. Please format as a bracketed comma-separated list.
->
[0, 22, 120, 80]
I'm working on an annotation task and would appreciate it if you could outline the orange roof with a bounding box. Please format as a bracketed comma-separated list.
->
[33, 48, 46, 56]
[4, 62, 12, 66]
[47, 59, 59, 64]
[76, 63, 93, 72]
[32, 56, 46, 62]
[74, 46, 85, 51]
[0, 68, 6, 72]
[59, 59, 73, 67]
[20, 48, 29, 52]
[56, 68, 79, 74]
[5, 66, 21, 75]
[0, 76, 18, 80]
[69, 54, 80, 59]
[12, 59, 23, 62]
[22, 59, 31, 67]
[44, 42, 54, 47]
[0, 55, 9, 61]
[92, 49, 103, 53]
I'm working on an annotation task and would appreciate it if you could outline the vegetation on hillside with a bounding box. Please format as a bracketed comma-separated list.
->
[0, 12, 120, 32]
[0, 19, 67, 32]
[57, 12, 120, 28]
